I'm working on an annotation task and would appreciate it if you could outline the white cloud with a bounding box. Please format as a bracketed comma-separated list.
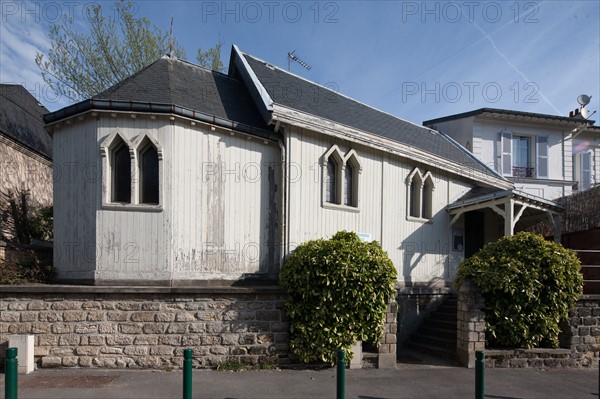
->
[0, 0, 69, 110]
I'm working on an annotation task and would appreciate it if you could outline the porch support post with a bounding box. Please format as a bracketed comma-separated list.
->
[504, 199, 514, 237]
[548, 213, 562, 243]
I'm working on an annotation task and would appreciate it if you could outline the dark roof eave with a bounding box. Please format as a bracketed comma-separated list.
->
[447, 188, 566, 212]
[424, 108, 596, 127]
[0, 130, 53, 161]
[44, 99, 279, 141]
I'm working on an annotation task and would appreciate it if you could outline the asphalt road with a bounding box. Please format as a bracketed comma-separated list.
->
[1, 363, 598, 399]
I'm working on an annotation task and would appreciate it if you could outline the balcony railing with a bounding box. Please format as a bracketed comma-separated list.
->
[512, 166, 534, 178]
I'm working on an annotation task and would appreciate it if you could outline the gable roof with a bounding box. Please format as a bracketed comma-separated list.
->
[231, 48, 503, 182]
[0, 84, 52, 159]
[44, 57, 277, 141]
[424, 107, 597, 127]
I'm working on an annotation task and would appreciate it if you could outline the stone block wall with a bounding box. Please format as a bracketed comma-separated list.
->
[377, 301, 398, 368]
[0, 286, 289, 369]
[456, 283, 600, 368]
[456, 280, 485, 368]
[561, 295, 600, 367]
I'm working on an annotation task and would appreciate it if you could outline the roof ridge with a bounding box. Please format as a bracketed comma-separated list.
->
[241, 52, 431, 133]
[166, 56, 244, 83]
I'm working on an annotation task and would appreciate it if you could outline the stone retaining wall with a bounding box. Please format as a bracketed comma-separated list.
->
[457, 281, 600, 368]
[0, 286, 289, 369]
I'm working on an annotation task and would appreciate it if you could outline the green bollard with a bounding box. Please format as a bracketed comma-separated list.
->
[183, 348, 192, 399]
[5, 347, 18, 399]
[337, 349, 345, 399]
[475, 350, 484, 399]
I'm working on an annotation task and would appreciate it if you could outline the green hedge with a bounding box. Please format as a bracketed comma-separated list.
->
[280, 231, 397, 364]
[455, 232, 582, 348]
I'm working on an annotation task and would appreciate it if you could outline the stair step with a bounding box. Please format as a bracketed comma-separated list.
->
[421, 320, 457, 332]
[437, 303, 457, 312]
[429, 311, 456, 322]
[410, 334, 456, 350]
[418, 326, 457, 340]
[405, 296, 458, 361]
[362, 352, 378, 369]
[403, 341, 456, 360]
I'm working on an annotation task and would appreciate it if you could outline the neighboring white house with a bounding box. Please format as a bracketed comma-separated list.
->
[44, 46, 562, 287]
[424, 108, 600, 200]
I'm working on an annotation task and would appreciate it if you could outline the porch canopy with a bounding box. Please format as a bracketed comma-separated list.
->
[447, 187, 565, 242]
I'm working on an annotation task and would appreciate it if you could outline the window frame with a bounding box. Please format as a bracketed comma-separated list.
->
[136, 136, 162, 205]
[500, 131, 549, 179]
[406, 167, 434, 222]
[321, 145, 362, 212]
[100, 132, 163, 211]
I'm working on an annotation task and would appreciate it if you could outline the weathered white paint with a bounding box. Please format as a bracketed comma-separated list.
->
[284, 126, 473, 285]
[51, 112, 279, 283]
[52, 117, 98, 281]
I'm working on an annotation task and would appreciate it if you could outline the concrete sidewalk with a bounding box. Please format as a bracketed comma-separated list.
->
[1, 363, 598, 399]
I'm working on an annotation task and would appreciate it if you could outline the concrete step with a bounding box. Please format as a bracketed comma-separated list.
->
[418, 325, 457, 341]
[403, 341, 456, 360]
[362, 352, 378, 369]
[410, 334, 456, 350]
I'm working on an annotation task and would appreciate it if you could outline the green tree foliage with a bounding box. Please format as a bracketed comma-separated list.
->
[0, 189, 53, 244]
[36, 0, 225, 102]
[455, 232, 582, 348]
[280, 231, 397, 364]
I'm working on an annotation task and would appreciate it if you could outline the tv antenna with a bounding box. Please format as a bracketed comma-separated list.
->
[168, 16, 174, 58]
[287, 50, 311, 72]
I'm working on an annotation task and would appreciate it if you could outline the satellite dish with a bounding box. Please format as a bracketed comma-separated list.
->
[581, 107, 590, 119]
[577, 94, 591, 107]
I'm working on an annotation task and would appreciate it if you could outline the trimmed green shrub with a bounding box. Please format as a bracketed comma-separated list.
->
[280, 231, 397, 364]
[455, 232, 582, 348]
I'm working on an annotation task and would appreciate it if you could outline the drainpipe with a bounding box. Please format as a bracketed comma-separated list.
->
[276, 126, 288, 266]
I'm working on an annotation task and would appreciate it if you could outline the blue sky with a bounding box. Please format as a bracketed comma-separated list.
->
[1, 0, 599, 125]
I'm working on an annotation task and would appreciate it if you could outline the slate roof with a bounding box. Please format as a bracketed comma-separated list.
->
[0, 84, 52, 159]
[239, 52, 499, 179]
[94, 57, 271, 131]
[45, 56, 274, 139]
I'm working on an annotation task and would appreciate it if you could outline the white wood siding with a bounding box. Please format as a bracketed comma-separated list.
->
[95, 115, 171, 281]
[285, 127, 473, 285]
[52, 118, 98, 281]
[53, 113, 279, 283]
[168, 120, 280, 280]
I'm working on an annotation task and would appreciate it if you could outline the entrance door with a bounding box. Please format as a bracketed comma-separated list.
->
[465, 211, 485, 258]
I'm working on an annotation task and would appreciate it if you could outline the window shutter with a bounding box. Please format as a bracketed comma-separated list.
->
[536, 136, 548, 178]
[582, 151, 592, 190]
[501, 131, 513, 176]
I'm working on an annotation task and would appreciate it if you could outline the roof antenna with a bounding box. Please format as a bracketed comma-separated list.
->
[168, 16, 175, 59]
[287, 50, 311, 72]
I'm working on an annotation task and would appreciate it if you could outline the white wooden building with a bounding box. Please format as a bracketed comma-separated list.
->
[45, 46, 562, 286]
[424, 109, 600, 200]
